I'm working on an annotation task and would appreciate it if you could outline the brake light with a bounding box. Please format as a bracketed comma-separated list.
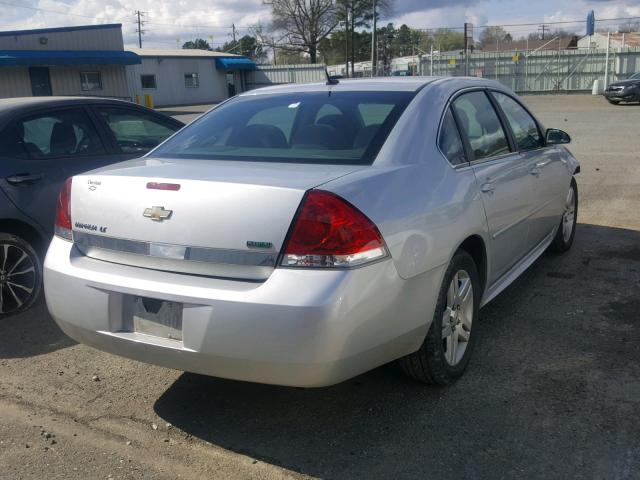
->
[281, 190, 387, 268]
[54, 177, 73, 241]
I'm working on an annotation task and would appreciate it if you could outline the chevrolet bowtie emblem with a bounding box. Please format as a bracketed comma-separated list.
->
[143, 206, 172, 221]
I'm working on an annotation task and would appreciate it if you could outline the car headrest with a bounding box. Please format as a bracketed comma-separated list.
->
[353, 124, 381, 149]
[227, 124, 288, 148]
[291, 124, 339, 149]
[50, 122, 77, 155]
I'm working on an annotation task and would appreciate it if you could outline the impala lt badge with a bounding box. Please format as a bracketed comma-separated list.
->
[143, 206, 173, 222]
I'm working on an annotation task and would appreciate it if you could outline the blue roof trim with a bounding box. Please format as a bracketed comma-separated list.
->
[0, 50, 141, 66]
[0, 24, 122, 38]
[215, 57, 257, 71]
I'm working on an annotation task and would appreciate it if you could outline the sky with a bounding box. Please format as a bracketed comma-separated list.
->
[0, 0, 639, 49]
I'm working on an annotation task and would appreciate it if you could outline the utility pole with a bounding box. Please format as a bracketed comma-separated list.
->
[370, 0, 377, 77]
[135, 11, 146, 48]
[232, 24, 237, 44]
[538, 23, 549, 40]
[344, 3, 349, 77]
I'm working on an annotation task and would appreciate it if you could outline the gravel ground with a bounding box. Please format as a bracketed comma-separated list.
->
[1, 94, 639, 480]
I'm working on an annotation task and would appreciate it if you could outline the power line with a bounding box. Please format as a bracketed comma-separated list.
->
[0, 0, 128, 22]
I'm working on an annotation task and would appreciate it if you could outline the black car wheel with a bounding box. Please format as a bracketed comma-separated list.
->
[606, 98, 621, 104]
[0, 233, 42, 316]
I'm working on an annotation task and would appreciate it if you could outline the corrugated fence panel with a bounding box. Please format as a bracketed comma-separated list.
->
[422, 48, 640, 93]
[246, 64, 327, 90]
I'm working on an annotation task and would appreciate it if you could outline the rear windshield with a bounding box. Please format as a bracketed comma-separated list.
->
[153, 91, 415, 165]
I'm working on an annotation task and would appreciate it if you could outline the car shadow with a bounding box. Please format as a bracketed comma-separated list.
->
[151, 222, 637, 478]
[0, 296, 75, 358]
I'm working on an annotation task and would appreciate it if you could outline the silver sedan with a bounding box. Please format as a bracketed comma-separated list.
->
[44, 77, 579, 387]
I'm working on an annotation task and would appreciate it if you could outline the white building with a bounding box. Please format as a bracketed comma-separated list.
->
[126, 49, 256, 107]
[577, 32, 640, 50]
[0, 24, 138, 99]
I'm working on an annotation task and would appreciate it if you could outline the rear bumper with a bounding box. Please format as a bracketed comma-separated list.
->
[44, 237, 442, 387]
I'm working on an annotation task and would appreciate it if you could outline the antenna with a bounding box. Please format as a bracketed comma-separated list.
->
[325, 67, 339, 85]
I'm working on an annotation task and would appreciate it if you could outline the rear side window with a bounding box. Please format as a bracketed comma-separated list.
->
[452, 91, 510, 161]
[438, 109, 467, 166]
[18, 109, 106, 158]
[96, 107, 179, 155]
[153, 91, 415, 165]
[493, 92, 543, 151]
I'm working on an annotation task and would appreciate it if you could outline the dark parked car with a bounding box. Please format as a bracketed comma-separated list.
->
[604, 72, 640, 104]
[0, 97, 184, 315]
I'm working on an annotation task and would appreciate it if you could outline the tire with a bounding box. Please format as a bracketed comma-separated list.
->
[0, 233, 42, 317]
[549, 178, 578, 253]
[399, 250, 481, 385]
[606, 98, 621, 105]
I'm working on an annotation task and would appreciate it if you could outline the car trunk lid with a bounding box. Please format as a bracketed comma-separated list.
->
[71, 158, 362, 280]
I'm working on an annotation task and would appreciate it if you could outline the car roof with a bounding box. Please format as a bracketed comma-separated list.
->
[0, 96, 182, 127]
[0, 96, 137, 110]
[239, 76, 506, 96]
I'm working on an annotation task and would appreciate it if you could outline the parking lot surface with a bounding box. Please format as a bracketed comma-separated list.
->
[1, 94, 639, 480]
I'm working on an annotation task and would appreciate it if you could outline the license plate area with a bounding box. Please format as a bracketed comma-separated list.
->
[132, 297, 183, 341]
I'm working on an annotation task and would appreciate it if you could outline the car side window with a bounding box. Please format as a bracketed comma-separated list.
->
[493, 92, 543, 151]
[438, 108, 467, 166]
[452, 91, 510, 161]
[18, 109, 106, 159]
[96, 107, 179, 155]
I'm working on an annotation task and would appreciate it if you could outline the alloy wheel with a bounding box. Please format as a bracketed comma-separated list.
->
[0, 243, 37, 314]
[562, 187, 576, 243]
[442, 269, 474, 366]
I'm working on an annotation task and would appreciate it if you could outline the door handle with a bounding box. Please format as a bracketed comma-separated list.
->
[5, 173, 44, 185]
[480, 182, 496, 193]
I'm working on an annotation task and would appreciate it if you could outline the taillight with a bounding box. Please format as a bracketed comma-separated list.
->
[281, 190, 387, 268]
[54, 177, 73, 241]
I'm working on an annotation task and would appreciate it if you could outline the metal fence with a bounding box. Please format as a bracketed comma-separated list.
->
[246, 64, 327, 90]
[419, 47, 640, 93]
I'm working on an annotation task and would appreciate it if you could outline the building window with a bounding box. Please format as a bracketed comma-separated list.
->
[184, 73, 199, 88]
[80, 72, 102, 91]
[141, 74, 157, 89]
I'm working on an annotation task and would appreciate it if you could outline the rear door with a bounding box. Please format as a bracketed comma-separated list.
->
[91, 106, 182, 161]
[452, 90, 534, 283]
[0, 107, 111, 234]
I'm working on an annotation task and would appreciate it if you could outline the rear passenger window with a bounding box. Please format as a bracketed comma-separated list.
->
[438, 109, 467, 165]
[18, 109, 106, 158]
[452, 91, 510, 161]
[493, 92, 543, 151]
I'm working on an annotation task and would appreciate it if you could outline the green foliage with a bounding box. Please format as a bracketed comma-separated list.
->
[479, 26, 512, 49]
[182, 38, 212, 51]
[216, 35, 267, 62]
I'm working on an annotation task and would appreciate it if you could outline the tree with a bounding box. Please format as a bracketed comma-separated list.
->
[217, 35, 267, 62]
[431, 29, 465, 52]
[264, 0, 340, 63]
[336, 0, 393, 75]
[182, 38, 212, 50]
[479, 26, 512, 50]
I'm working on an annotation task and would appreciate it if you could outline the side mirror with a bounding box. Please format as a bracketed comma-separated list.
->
[546, 128, 571, 145]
